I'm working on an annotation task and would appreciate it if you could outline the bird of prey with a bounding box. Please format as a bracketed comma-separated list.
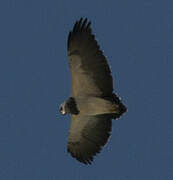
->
[59, 18, 127, 165]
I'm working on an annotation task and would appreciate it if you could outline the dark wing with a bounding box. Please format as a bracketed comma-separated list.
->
[67, 115, 112, 164]
[68, 18, 113, 97]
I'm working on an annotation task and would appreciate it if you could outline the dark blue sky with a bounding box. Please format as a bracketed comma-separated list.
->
[1, 0, 173, 179]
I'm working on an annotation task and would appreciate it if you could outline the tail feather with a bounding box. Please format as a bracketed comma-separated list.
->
[112, 93, 127, 120]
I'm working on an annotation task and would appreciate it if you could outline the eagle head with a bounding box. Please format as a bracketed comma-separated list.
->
[59, 102, 67, 115]
[59, 97, 79, 115]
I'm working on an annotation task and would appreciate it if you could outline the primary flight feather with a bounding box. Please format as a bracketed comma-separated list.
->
[60, 18, 127, 164]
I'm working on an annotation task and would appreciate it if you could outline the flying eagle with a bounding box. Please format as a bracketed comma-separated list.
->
[59, 18, 127, 164]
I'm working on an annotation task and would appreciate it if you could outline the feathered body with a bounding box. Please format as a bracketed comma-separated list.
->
[59, 18, 126, 164]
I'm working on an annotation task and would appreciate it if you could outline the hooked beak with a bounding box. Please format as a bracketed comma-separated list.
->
[59, 105, 66, 115]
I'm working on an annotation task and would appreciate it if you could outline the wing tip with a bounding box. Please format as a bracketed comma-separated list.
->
[73, 17, 91, 32]
[67, 146, 93, 165]
[67, 17, 92, 49]
[67, 141, 97, 165]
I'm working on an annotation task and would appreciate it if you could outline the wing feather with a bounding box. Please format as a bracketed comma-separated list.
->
[67, 115, 112, 164]
[68, 18, 113, 97]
